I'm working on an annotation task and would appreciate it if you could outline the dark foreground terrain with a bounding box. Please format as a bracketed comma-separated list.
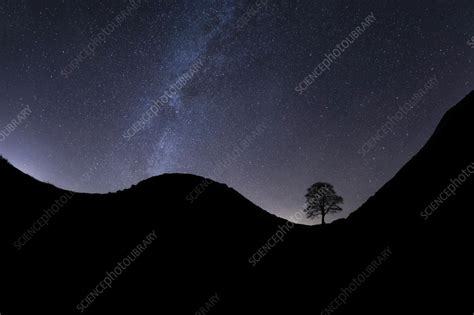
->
[1, 92, 473, 314]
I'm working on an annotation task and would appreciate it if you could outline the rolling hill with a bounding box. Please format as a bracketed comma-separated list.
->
[0, 91, 473, 314]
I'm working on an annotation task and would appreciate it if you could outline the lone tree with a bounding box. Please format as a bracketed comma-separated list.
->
[303, 182, 343, 225]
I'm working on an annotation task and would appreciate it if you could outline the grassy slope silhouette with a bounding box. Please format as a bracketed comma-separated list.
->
[0, 91, 473, 314]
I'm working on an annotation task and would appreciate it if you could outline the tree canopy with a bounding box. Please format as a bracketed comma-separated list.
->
[303, 182, 343, 225]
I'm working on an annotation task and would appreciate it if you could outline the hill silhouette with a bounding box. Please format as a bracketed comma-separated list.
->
[1, 91, 473, 314]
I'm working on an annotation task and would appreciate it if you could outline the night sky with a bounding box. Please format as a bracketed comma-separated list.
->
[1, 0, 473, 224]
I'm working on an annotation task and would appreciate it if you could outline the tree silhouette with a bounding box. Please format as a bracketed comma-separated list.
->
[303, 182, 343, 225]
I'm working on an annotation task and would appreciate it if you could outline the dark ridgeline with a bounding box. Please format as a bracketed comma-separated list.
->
[0, 91, 473, 314]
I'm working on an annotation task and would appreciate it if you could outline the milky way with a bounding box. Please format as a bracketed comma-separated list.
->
[1, 0, 473, 224]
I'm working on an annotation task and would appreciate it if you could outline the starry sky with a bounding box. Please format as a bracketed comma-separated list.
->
[1, 0, 473, 224]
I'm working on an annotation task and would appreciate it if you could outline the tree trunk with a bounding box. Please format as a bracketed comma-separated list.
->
[321, 199, 326, 225]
